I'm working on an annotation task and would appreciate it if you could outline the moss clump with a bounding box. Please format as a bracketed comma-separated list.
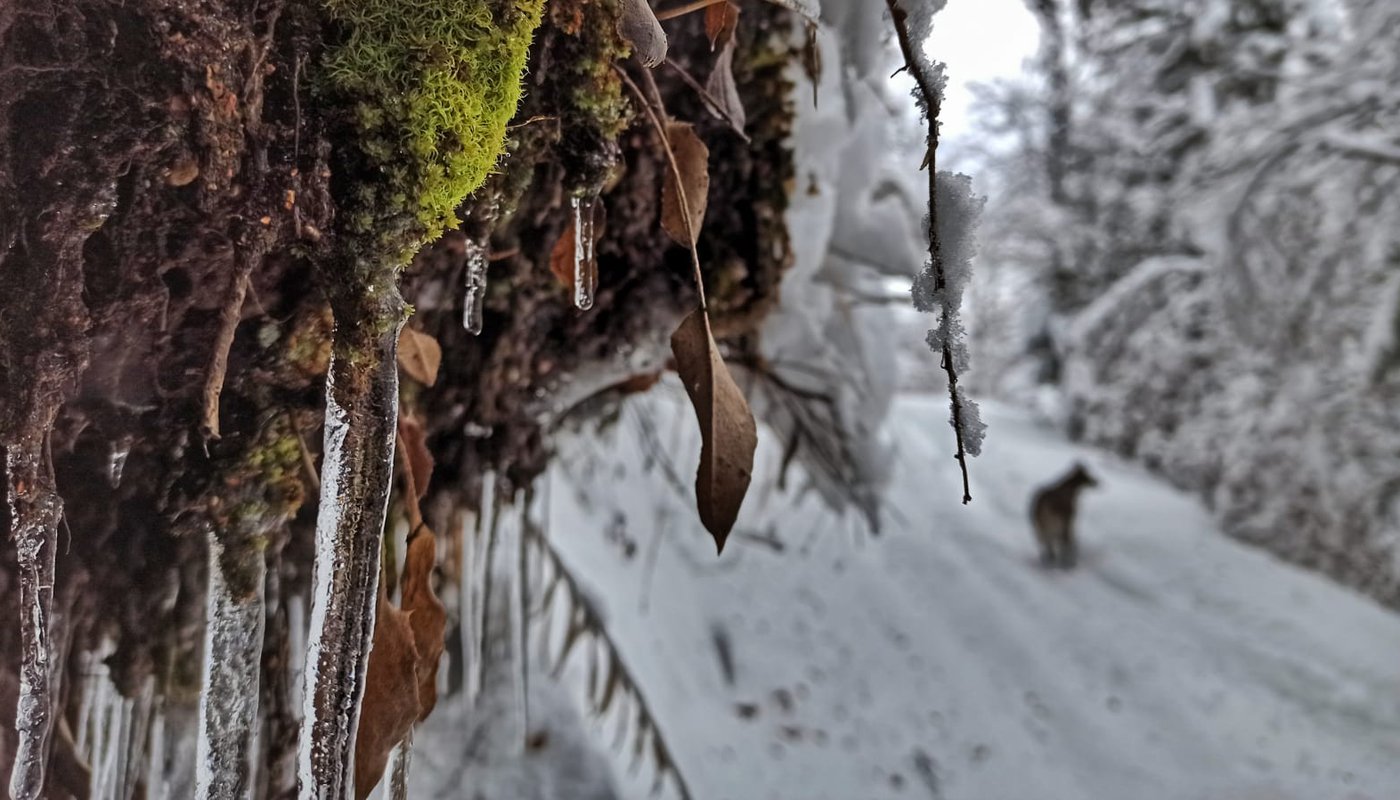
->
[323, 0, 547, 270]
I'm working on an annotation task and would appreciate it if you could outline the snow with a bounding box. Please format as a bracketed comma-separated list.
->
[414, 383, 1400, 799]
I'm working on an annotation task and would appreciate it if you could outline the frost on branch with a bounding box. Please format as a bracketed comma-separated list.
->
[886, 0, 985, 501]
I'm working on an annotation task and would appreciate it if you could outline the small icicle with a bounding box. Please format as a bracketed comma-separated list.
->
[513, 500, 531, 752]
[108, 435, 133, 488]
[195, 524, 266, 800]
[571, 196, 598, 311]
[7, 444, 63, 800]
[466, 472, 498, 705]
[147, 702, 168, 800]
[461, 240, 488, 335]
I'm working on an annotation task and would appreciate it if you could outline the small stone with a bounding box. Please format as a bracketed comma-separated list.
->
[166, 158, 200, 187]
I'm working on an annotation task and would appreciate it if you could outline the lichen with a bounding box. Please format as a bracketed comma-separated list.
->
[322, 0, 548, 272]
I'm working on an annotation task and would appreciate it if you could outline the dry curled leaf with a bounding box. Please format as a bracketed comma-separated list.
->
[618, 0, 668, 68]
[401, 528, 447, 720]
[705, 40, 747, 135]
[671, 309, 757, 553]
[660, 122, 710, 247]
[704, 1, 740, 50]
[353, 591, 419, 799]
[396, 325, 442, 386]
[397, 415, 434, 500]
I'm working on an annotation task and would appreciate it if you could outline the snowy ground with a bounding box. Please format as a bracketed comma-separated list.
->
[413, 386, 1400, 800]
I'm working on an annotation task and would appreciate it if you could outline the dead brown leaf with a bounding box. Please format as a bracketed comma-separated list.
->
[549, 221, 576, 291]
[401, 529, 447, 720]
[396, 325, 441, 386]
[618, 0, 668, 68]
[670, 309, 756, 553]
[660, 122, 710, 248]
[353, 591, 420, 799]
[705, 41, 747, 136]
[397, 415, 433, 501]
[704, 1, 740, 50]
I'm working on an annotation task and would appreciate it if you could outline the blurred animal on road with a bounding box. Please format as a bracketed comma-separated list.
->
[1030, 462, 1099, 569]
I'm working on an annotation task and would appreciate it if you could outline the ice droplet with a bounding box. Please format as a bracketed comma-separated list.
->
[571, 196, 598, 311]
[462, 240, 488, 335]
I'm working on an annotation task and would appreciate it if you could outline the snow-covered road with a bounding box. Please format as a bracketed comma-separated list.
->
[415, 389, 1400, 800]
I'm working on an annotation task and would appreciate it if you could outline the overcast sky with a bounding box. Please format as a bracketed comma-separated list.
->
[927, 0, 1040, 138]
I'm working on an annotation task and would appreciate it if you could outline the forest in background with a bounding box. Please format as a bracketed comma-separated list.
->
[963, 0, 1400, 608]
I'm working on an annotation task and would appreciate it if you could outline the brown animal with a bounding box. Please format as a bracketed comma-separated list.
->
[1030, 462, 1099, 568]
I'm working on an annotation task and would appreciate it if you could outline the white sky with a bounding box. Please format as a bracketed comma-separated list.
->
[927, 0, 1041, 138]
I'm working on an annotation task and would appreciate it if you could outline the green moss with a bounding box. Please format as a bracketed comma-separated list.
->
[323, 0, 547, 270]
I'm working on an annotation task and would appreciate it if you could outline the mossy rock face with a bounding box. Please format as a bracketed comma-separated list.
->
[323, 0, 547, 271]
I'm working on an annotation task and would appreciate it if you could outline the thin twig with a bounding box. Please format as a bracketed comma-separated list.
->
[288, 411, 321, 492]
[662, 58, 751, 143]
[885, 0, 973, 504]
[614, 65, 709, 312]
[200, 258, 255, 442]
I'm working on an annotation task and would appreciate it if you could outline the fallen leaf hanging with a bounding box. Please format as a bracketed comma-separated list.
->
[670, 308, 757, 552]
[660, 122, 710, 247]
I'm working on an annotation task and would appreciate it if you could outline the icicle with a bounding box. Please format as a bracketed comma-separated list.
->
[75, 656, 97, 755]
[147, 703, 168, 800]
[385, 732, 412, 800]
[195, 525, 266, 800]
[288, 594, 306, 711]
[7, 442, 63, 800]
[570, 196, 598, 311]
[108, 434, 133, 488]
[462, 240, 489, 335]
[511, 501, 529, 752]
[478, 495, 527, 746]
[91, 689, 132, 800]
[298, 311, 402, 800]
[113, 696, 133, 800]
[463, 473, 497, 706]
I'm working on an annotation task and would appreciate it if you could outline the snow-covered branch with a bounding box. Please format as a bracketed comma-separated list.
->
[885, 0, 985, 503]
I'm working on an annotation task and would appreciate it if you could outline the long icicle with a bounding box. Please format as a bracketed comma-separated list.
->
[298, 297, 405, 799]
[195, 524, 267, 799]
[7, 432, 63, 800]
